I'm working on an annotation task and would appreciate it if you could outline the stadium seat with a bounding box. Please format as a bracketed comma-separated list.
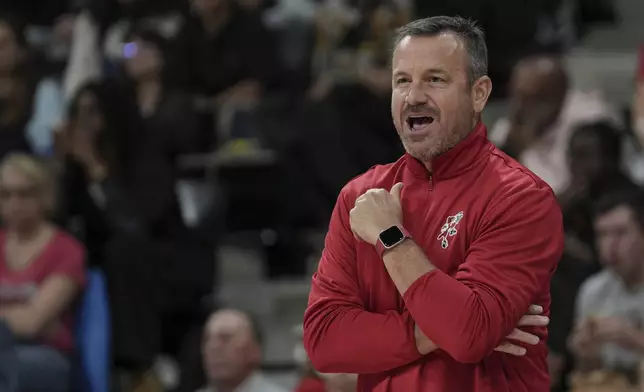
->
[75, 268, 111, 392]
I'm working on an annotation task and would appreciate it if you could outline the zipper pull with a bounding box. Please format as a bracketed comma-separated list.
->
[428, 175, 434, 190]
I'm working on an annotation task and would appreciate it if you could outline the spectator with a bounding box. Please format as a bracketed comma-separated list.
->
[0, 153, 86, 392]
[121, 26, 214, 392]
[568, 189, 644, 384]
[0, 14, 67, 158]
[172, 0, 279, 99]
[0, 16, 35, 159]
[549, 121, 640, 391]
[170, 0, 280, 144]
[489, 54, 620, 194]
[56, 81, 165, 392]
[198, 309, 287, 392]
[120, 26, 203, 233]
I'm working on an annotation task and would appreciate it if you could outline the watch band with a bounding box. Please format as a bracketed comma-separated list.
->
[376, 226, 411, 258]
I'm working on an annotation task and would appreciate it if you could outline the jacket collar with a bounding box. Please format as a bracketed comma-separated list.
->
[404, 122, 492, 180]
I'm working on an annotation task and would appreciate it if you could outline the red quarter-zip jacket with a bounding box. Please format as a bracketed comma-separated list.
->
[303, 123, 564, 392]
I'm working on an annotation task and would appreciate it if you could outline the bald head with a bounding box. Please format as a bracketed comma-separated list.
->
[205, 309, 260, 343]
[509, 55, 569, 131]
[202, 309, 263, 386]
[512, 55, 568, 93]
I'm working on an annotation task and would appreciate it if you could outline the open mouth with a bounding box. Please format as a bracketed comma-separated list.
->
[406, 115, 435, 131]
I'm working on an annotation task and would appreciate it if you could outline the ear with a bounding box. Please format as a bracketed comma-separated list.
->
[471, 76, 492, 114]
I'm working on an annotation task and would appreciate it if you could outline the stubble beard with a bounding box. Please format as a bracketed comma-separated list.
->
[401, 122, 468, 164]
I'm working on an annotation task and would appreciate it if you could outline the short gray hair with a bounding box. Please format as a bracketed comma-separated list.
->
[393, 16, 488, 84]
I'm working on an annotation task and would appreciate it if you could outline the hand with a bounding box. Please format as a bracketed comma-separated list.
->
[68, 127, 107, 181]
[593, 317, 637, 347]
[53, 122, 70, 161]
[216, 80, 261, 107]
[505, 104, 555, 155]
[569, 317, 600, 359]
[415, 304, 549, 356]
[494, 304, 550, 356]
[70, 127, 100, 168]
[350, 183, 403, 245]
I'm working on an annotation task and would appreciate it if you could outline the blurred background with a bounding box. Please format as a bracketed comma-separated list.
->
[0, 0, 642, 391]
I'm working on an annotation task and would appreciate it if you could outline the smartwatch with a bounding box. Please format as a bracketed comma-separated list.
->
[376, 225, 411, 257]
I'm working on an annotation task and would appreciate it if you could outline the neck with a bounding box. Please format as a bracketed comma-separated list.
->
[8, 220, 46, 242]
[137, 79, 161, 116]
[210, 371, 253, 392]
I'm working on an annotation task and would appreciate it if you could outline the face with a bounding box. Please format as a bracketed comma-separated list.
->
[0, 22, 21, 73]
[509, 63, 564, 129]
[391, 34, 491, 163]
[568, 132, 611, 184]
[0, 165, 45, 226]
[124, 38, 163, 80]
[192, 0, 226, 16]
[595, 205, 644, 281]
[202, 310, 260, 383]
[73, 91, 104, 137]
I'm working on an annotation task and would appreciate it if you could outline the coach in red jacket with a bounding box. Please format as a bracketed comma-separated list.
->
[303, 16, 564, 392]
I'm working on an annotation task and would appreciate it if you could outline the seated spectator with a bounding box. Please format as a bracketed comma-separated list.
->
[550, 121, 640, 391]
[489, 55, 620, 194]
[0, 16, 36, 159]
[198, 309, 287, 392]
[171, 0, 280, 144]
[55, 81, 165, 392]
[568, 189, 644, 385]
[0, 153, 86, 392]
[0, 14, 66, 158]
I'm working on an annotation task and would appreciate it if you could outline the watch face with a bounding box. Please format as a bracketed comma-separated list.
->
[380, 226, 405, 248]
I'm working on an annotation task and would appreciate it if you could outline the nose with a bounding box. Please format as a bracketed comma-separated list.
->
[406, 82, 428, 106]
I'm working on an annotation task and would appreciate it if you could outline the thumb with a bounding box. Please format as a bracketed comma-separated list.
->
[390, 182, 403, 202]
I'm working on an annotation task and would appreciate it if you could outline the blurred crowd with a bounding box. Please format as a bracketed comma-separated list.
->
[0, 0, 640, 391]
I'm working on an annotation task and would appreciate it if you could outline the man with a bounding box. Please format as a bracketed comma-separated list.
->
[303, 16, 564, 391]
[489, 55, 619, 194]
[548, 122, 639, 390]
[568, 190, 644, 381]
[198, 309, 287, 392]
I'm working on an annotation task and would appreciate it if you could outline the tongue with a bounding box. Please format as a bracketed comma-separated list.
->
[412, 118, 431, 131]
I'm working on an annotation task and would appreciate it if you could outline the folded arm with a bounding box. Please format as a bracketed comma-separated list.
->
[2, 243, 85, 338]
[303, 188, 424, 374]
[383, 187, 563, 363]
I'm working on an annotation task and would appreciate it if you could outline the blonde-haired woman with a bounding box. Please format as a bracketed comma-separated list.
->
[0, 153, 86, 392]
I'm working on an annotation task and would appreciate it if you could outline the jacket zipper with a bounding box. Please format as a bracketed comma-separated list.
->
[428, 175, 434, 190]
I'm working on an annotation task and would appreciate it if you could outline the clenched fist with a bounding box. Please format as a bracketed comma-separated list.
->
[350, 183, 404, 245]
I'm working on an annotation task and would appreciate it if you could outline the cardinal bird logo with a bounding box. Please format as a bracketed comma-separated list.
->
[437, 211, 464, 249]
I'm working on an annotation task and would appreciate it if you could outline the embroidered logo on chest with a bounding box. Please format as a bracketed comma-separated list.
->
[437, 211, 464, 249]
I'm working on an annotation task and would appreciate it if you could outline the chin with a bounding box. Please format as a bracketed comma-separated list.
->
[403, 139, 447, 162]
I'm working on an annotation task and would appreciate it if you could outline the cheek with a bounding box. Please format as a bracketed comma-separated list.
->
[391, 93, 404, 123]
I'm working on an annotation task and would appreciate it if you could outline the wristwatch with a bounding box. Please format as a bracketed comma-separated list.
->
[375, 225, 411, 258]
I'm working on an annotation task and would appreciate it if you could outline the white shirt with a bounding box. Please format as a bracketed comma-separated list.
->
[489, 90, 620, 194]
[576, 269, 644, 371]
[197, 373, 288, 392]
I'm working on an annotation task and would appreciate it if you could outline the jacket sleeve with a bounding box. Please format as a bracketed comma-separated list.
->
[303, 186, 422, 374]
[403, 186, 564, 363]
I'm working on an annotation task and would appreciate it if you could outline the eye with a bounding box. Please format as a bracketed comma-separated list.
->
[395, 77, 410, 86]
[429, 76, 445, 83]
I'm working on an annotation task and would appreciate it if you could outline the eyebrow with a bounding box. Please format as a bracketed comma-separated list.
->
[393, 68, 450, 78]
